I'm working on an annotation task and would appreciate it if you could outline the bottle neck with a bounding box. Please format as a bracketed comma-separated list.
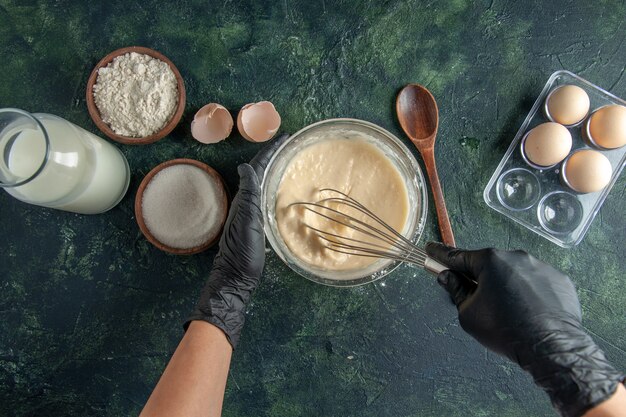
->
[0, 108, 50, 188]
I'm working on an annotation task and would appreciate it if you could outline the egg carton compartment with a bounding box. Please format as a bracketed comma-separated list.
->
[484, 70, 626, 248]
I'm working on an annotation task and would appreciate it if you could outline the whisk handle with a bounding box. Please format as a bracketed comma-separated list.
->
[423, 256, 478, 286]
[424, 257, 449, 276]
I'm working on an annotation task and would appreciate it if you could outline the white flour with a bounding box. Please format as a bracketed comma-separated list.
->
[141, 164, 226, 250]
[93, 52, 178, 137]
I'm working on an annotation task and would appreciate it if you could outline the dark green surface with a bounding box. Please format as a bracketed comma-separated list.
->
[1, 1, 625, 416]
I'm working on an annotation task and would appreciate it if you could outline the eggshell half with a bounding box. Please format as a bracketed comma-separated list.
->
[546, 85, 590, 126]
[191, 103, 233, 144]
[523, 122, 572, 167]
[563, 149, 612, 193]
[237, 101, 281, 142]
[588, 105, 626, 149]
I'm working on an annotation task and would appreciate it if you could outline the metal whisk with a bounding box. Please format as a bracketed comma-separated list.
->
[289, 188, 452, 276]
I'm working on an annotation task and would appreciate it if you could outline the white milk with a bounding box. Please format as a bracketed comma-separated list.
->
[5, 114, 130, 214]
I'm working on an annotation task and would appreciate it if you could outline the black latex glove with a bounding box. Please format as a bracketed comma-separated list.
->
[426, 242, 624, 417]
[185, 134, 289, 349]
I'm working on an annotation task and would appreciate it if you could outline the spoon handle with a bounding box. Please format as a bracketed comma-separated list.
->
[421, 148, 456, 247]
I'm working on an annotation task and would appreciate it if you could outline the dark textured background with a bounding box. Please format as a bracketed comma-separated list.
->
[1, 1, 625, 416]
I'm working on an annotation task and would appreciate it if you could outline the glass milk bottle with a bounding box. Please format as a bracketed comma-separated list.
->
[0, 109, 130, 214]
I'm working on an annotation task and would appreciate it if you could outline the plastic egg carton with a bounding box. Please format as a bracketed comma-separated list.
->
[484, 70, 626, 248]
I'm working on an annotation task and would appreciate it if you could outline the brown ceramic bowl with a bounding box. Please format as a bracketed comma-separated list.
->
[86, 46, 186, 145]
[135, 159, 228, 255]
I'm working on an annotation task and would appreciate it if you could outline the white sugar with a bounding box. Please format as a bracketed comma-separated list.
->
[142, 164, 226, 249]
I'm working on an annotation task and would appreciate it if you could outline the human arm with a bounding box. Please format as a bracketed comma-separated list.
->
[139, 134, 289, 417]
[139, 321, 232, 417]
[426, 243, 625, 417]
[584, 384, 626, 417]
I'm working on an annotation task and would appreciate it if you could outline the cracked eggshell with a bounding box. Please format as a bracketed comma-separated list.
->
[237, 101, 281, 142]
[191, 103, 233, 144]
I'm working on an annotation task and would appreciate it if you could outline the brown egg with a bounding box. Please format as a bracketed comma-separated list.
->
[546, 85, 590, 126]
[237, 101, 281, 142]
[562, 149, 612, 193]
[523, 122, 572, 167]
[588, 105, 626, 149]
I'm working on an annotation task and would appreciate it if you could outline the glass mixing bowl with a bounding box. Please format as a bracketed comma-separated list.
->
[261, 118, 428, 287]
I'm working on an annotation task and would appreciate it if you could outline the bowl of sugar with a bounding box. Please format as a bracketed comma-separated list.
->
[135, 159, 228, 255]
[86, 46, 186, 145]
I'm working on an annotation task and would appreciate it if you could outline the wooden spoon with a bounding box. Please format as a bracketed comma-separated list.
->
[396, 84, 456, 247]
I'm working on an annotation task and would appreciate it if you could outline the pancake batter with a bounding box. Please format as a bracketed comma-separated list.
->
[276, 137, 409, 271]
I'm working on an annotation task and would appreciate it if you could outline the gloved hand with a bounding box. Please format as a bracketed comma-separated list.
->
[185, 134, 289, 349]
[426, 242, 624, 417]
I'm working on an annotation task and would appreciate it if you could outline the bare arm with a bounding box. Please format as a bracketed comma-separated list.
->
[139, 321, 232, 417]
[584, 384, 626, 417]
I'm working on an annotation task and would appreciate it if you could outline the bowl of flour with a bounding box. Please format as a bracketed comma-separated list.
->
[86, 46, 186, 145]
